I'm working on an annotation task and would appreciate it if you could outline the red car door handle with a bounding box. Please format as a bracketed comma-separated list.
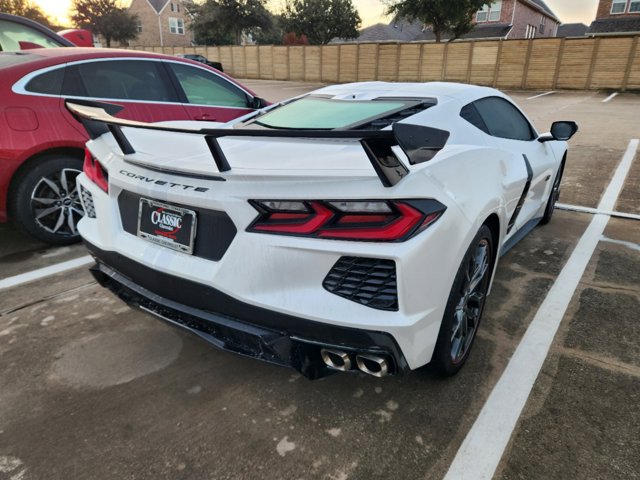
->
[194, 113, 216, 121]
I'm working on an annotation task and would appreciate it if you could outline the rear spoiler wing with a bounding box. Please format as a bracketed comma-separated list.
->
[66, 100, 449, 188]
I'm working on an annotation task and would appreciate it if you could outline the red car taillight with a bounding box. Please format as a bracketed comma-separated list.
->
[83, 149, 108, 193]
[248, 200, 446, 242]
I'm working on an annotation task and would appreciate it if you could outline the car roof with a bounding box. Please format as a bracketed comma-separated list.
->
[312, 81, 505, 106]
[9, 47, 177, 61]
[0, 47, 258, 98]
[0, 47, 207, 73]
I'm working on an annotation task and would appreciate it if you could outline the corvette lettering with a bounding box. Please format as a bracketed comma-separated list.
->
[119, 170, 209, 192]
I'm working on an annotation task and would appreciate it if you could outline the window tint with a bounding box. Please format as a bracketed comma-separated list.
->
[62, 60, 176, 102]
[169, 62, 248, 107]
[256, 97, 407, 129]
[25, 67, 64, 94]
[460, 103, 489, 134]
[469, 97, 535, 141]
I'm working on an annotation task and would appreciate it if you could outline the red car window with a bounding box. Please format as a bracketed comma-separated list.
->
[168, 62, 249, 108]
[62, 60, 178, 103]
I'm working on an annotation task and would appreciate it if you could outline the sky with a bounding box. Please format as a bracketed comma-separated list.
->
[32, 0, 600, 29]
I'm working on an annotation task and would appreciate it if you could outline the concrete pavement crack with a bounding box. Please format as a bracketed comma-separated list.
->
[0, 281, 97, 317]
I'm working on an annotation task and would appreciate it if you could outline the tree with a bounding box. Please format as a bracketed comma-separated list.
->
[0, 0, 51, 26]
[71, 0, 138, 47]
[281, 0, 361, 45]
[191, 0, 274, 45]
[385, 0, 492, 42]
[282, 32, 308, 45]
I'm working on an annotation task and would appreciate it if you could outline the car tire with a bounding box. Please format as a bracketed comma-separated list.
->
[10, 155, 84, 245]
[430, 225, 494, 377]
[540, 158, 565, 225]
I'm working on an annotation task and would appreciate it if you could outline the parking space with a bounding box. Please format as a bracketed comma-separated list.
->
[0, 83, 638, 480]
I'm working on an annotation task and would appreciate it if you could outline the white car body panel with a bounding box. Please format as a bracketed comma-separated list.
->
[73, 82, 570, 376]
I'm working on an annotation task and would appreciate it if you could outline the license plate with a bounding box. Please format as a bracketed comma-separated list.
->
[137, 198, 197, 254]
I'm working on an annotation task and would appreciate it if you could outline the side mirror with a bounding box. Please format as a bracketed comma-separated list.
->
[251, 97, 268, 109]
[539, 121, 578, 143]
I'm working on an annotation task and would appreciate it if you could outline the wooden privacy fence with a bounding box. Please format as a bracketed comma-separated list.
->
[132, 36, 640, 90]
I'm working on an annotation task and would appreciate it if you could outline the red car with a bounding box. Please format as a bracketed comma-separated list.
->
[0, 47, 265, 244]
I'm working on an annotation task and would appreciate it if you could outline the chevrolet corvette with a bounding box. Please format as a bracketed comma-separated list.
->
[67, 82, 577, 379]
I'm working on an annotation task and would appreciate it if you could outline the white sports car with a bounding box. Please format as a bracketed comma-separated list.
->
[67, 82, 577, 379]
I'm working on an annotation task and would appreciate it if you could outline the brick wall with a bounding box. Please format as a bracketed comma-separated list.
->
[511, 1, 559, 38]
[129, 0, 161, 47]
[596, 0, 640, 19]
[476, 0, 558, 38]
[500, 0, 516, 23]
[128, 0, 193, 48]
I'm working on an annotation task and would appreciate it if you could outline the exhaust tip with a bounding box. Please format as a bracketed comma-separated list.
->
[320, 349, 352, 371]
[356, 354, 389, 377]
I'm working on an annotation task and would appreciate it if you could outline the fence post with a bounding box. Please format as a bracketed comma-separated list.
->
[467, 41, 475, 84]
[257, 46, 262, 79]
[337, 44, 342, 82]
[442, 42, 449, 80]
[395, 43, 401, 82]
[493, 40, 503, 87]
[521, 39, 534, 89]
[418, 43, 425, 82]
[302, 45, 307, 81]
[243, 45, 247, 78]
[586, 37, 601, 90]
[622, 36, 639, 91]
[375, 43, 380, 80]
[552, 38, 566, 90]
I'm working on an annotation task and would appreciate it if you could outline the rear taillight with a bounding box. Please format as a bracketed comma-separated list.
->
[83, 149, 108, 193]
[248, 200, 446, 242]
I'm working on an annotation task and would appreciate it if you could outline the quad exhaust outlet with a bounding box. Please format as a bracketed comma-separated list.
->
[320, 349, 389, 377]
[321, 349, 352, 371]
[356, 354, 389, 378]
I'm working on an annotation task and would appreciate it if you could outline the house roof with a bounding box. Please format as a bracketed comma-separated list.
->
[349, 18, 425, 43]
[557, 23, 588, 38]
[587, 17, 640, 34]
[416, 23, 513, 41]
[147, 0, 169, 14]
[520, 0, 560, 22]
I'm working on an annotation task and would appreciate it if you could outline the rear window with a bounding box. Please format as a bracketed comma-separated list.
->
[62, 60, 176, 102]
[25, 67, 64, 94]
[256, 97, 410, 130]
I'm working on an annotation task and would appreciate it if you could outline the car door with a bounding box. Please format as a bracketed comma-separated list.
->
[165, 61, 254, 123]
[60, 58, 190, 126]
[471, 96, 558, 230]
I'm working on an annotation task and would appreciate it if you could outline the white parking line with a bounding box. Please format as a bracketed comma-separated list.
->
[556, 203, 640, 221]
[444, 139, 639, 480]
[527, 91, 555, 100]
[0, 255, 93, 291]
[603, 92, 619, 103]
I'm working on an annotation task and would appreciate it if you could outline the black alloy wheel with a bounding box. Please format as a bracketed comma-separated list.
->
[431, 225, 494, 377]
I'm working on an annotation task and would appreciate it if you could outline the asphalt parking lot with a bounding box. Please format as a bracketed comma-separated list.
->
[1, 82, 639, 480]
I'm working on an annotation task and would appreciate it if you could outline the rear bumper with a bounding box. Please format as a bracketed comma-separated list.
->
[85, 241, 409, 379]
